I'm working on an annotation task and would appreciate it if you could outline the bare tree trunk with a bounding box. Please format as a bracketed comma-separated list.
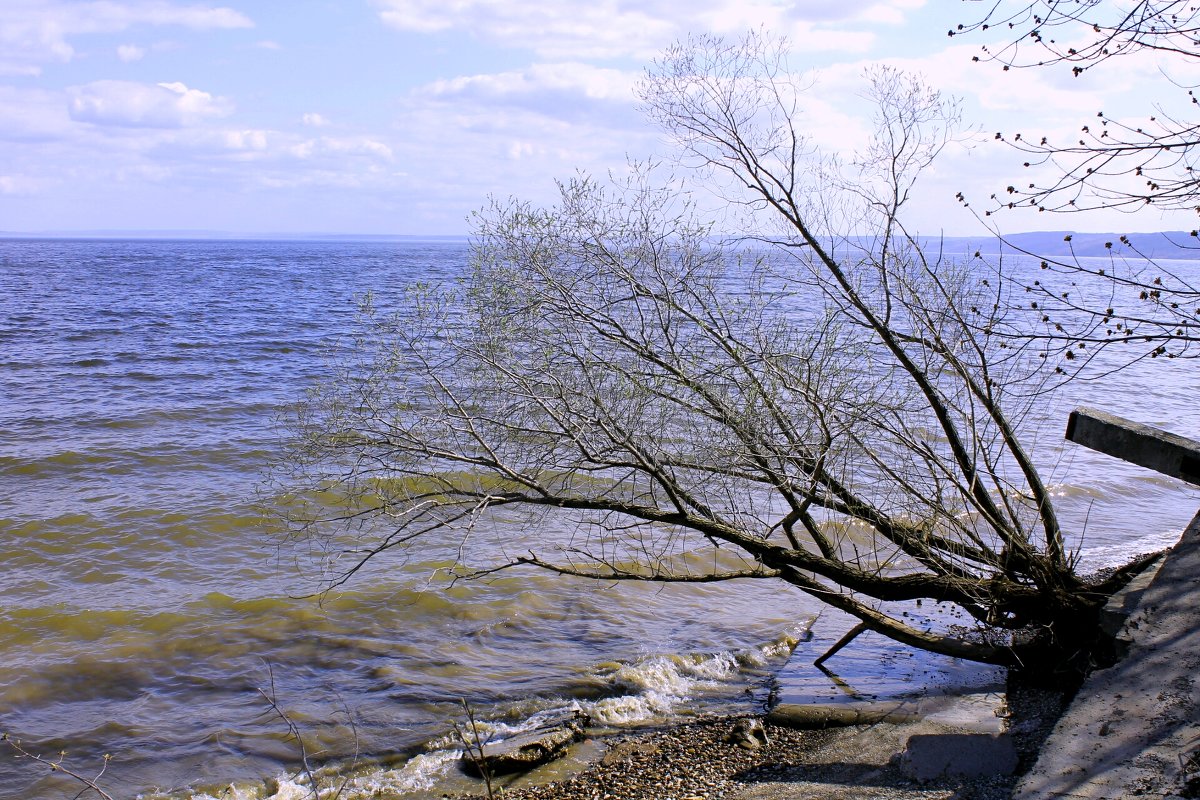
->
[275, 33, 1139, 677]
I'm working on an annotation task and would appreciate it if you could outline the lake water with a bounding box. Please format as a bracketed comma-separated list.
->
[1, 238, 1196, 800]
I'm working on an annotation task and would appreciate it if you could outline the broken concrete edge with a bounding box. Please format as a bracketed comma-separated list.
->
[766, 701, 921, 729]
[1013, 508, 1200, 800]
[1094, 549, 1167, 664]
[760, 525, 1183, 788]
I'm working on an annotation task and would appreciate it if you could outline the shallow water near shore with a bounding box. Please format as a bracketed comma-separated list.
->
[1, 238, 1196, 799]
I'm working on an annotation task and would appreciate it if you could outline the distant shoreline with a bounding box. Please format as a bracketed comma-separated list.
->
[2, 230, 1197, 260]
[0, 231, 471, 243]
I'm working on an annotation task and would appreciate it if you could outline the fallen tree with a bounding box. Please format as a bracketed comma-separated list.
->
[277, 33, 1152, 677]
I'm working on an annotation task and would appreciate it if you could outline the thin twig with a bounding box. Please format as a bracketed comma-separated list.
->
[1, 734, 115, 800]
[453, 698, 496, 800]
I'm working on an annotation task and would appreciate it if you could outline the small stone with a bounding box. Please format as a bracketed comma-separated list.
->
[726, 718, 768, 750]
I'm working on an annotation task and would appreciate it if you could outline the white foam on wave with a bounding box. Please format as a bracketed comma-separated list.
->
[610, 651, 735, 692]
[334, 748, 464, 798]
[738, 627, 805, 666]
[177, 777, 320, 800]
[172, 748, 466, 800]
[162, 627, 808, 800]
[1074, 526, 1184, 572]
[579, 626, 805, 726]
[579, 650, 737, 725]
[422, 703, 590, 751]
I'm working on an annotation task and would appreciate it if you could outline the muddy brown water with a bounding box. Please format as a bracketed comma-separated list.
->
[1, 239, 1195, 799]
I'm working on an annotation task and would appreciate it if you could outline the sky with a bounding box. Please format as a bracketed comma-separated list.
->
[1, 0, 1196, 237]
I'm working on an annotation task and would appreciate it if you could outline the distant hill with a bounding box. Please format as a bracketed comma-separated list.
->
[931, 231, 1200, 261]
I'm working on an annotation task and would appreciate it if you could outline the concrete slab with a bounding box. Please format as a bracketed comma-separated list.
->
[735, 691, 1013, 800]
[917, 691, 1007, 734]
[1066, 407, 1200, 486]
[1013, 509, 1200, 800]
[900, 733, 1017, 783]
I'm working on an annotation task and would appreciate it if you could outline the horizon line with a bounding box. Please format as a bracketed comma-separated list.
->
[1, 229, 1197, 246]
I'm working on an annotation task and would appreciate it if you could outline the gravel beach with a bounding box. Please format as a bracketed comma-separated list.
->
[447, 673, 1069, 800]
[463, 716, 834, 800]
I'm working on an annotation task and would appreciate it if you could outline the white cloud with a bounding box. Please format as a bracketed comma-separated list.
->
[857, 0, 924, 26]
[0, 86, 73, 141]
[0, 1, 252, 73]
[153, 128, 396, 167]
[256, 39, 281, 50]
[68, 80, 233, 128]
[424, 63, 634, 103]
[302, 112, 330, 127]
[747, 40, 1200, 234]
[116, 43, 146, 61]
[327, 137, 394, 161]
[0, 175, 44, 195]
[814, 41, 1166, 144]
[372, 0, 917, 59]
[0, 63, 43, 77]
[416, 62, 645, 131]
[383, 68, 662, 217]
[221, 128, 269, 151]
[376, 0, 670, 58]
[281, 135, 395, 161]
[507, 140, 536, 160]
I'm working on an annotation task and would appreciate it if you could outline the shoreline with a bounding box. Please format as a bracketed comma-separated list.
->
[434, 541, 1183, 800]
[432, 670, 1068, 800]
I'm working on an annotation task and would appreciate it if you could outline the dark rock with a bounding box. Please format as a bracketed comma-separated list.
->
[727, 717, 769, 749]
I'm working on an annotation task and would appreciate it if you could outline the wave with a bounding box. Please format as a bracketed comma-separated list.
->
[0, 449, 103, 473]
[153, 627, 807, 800]
[167, 748, 466, 800]
[1075, 526, 1185, 572]
[0, 443, 272, 479]
[93, 404, 277, 430]
[64, 328, 123, 342]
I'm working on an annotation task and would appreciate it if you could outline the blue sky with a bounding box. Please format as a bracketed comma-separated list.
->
[1, 0, 1195, 236]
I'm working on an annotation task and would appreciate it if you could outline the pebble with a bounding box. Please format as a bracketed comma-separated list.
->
[449, 672, 1069, 800]
[452, 716, 829, 800]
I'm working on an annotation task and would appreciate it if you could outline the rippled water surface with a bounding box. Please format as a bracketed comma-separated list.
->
[0, 238, 1196, 799]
